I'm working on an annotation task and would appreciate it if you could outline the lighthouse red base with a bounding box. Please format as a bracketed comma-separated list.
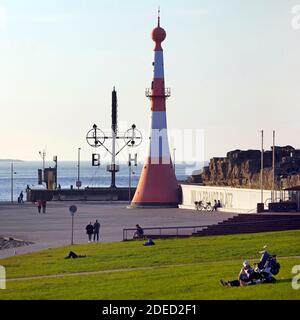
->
[131, 158, 179, 208]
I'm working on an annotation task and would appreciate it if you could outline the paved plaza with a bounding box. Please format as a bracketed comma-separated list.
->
[0, 202, 237, 258]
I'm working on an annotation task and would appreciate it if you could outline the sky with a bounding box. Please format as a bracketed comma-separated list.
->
[0, 0, 300, 165]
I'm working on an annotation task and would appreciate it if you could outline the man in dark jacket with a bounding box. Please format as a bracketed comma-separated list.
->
[93, 220, 101, 242]
[133, 224, 144, 239]
[42, 200, 47, 213]
[85, 222, 94, 243]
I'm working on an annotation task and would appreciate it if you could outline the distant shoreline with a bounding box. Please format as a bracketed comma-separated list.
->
[0, 159, 24, 162]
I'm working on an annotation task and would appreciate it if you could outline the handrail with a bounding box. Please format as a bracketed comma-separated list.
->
[122, 217, 300, 240]
[145, 88, 171, 99]
[122, 225, 210, 241]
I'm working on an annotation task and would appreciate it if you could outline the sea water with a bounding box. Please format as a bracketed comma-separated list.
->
[0, 161, 199, 202]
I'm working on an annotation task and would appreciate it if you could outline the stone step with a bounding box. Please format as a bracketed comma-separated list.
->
[194, 225, 300, 236]
[194, 213, 300, 237]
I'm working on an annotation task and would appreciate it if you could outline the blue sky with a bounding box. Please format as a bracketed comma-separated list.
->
[0, 0, 300, 164]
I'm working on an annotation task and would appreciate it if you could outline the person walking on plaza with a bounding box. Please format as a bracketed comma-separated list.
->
[86, 222, 94, 243]
[42, 200, 47, 214]
[93, 220, 101, 242]
[19, 191, 24, 203]
[37, 200, 42, 214]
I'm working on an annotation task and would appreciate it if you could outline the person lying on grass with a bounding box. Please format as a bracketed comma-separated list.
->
[64, 251, 87, 259]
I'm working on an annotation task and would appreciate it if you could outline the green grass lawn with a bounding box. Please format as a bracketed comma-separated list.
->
[0, 230, 300, 300]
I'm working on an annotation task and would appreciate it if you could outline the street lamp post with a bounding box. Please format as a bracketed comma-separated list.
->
[128, 153, 137, 202]
[260, 130, 264, 204]
[53, 156, 58, 189]
[272, 130, 276, 202]
[77, 148, 81, 189]
[11, 162, 16, 203]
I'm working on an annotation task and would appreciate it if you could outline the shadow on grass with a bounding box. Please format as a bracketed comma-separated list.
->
[276, 278, 292, 284]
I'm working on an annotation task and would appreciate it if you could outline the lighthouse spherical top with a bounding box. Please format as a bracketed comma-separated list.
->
[151, 14, 166, 50]
[152, 25, 166, 43]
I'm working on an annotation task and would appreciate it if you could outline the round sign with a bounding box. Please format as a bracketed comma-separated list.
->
[76, 180, 82, 188]
[69, 205, 77, 216]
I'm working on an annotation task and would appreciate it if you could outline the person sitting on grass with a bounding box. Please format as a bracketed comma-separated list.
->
[220, 261, 257, 287]
[133, 224, 144, 239]
[143, 238, 155, 246]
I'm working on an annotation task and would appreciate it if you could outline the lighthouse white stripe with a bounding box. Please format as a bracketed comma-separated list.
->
[149, 128, 171, 161]
[154, 51, 164, 79]
[151, 111, 167, 129]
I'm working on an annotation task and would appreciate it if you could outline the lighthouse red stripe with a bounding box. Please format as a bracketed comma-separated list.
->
[151, 78, 166, 111]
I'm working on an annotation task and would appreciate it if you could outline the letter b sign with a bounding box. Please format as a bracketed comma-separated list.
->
[92, 154, 100, 167]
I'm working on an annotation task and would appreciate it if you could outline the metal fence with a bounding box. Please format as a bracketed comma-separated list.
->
[122, 225, 210, 241]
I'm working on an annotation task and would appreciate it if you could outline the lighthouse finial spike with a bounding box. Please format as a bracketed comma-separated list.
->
[158, 6, 160, 26]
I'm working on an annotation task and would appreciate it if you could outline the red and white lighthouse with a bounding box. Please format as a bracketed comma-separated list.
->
[131, 13, 179, 208]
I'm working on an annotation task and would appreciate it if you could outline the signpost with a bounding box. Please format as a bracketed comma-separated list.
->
[69, 205, 77, 245]
[76, 181, 82, 188]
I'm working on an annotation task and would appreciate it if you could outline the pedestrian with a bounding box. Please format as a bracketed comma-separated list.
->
[93, 220, 101, 242]
[19, 191, 24, 203]
[37, 200, 42, 214]
[213, 200, 218, 211]
[133, 224, 144, 239]
[42, 200, 47, 213]
[85, 222, 94, 243]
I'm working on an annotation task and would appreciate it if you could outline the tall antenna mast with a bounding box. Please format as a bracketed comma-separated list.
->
[110, 87, 118, 188]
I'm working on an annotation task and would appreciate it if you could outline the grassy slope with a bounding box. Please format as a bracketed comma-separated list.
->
[0, 230, 300, 300]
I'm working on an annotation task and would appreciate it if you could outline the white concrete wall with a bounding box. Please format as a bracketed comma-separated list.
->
[179, 184, 288, 213]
